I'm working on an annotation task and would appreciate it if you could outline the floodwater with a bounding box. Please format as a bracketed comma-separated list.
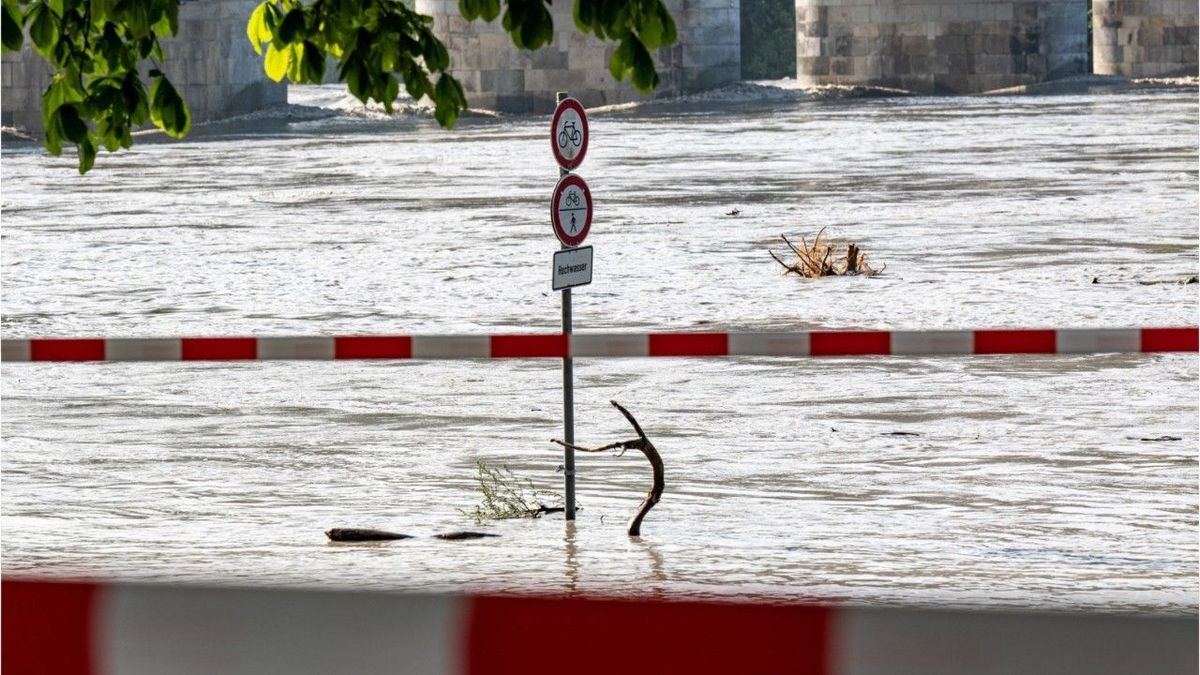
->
[2, 84, 1197, 614]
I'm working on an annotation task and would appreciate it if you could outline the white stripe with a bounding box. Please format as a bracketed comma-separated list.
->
[891, 330, 973, 355]
[1056, 329, 1140, 355]
[100, 585, 463, 675]
[1, 339, 31, 362]
[106, 339, 182, 361]
[570, 333, 649, 357]
[257, 337, 335, 360]
[411, 335, 490, 359]
[728, 332, 811, 356]
[832, 606, 1196, 675]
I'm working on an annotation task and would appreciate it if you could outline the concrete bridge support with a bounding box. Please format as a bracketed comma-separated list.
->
[1, 0, 285, 134]
[794, 0, 1088, 93]
[1093, 0, 1199, 77]
[416, 0, 741, 113]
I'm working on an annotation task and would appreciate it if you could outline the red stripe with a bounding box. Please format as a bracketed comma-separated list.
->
[490, 334, 568, 358]
[810, 331, 891, 356]
[465, 595, 832, 675]
[1141, 327, 1199, 352]
[180, 338, 257, 360]
[648, 333, 729, 356]
[30, 339, 105, 361]
[2, 580, 98, 675]
[334, 336, 413, 359]
[974, 329, 1056, 354]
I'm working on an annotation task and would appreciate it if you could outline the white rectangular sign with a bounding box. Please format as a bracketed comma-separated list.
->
[552, 246, 593, 291]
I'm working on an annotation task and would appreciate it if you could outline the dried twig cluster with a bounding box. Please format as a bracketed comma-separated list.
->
[770, 228, 884, 277]
[463, 460, 563, 523]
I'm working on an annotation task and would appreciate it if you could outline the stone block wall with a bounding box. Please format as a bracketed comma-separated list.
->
[2, 0, 285, 134]
[1093, 0, 1199, 77]
[794, 0, 1088, 93]
[416, 0, 740, 113]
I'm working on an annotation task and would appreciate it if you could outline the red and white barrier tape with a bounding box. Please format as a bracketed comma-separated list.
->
[0, 327, 1195, 362]
[1, 579, 1194, 675]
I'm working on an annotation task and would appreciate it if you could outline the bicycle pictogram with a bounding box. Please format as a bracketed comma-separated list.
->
[558, 121, 582, 149]
[565, 189, 581, 207]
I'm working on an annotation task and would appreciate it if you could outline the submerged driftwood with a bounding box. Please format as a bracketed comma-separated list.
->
[553, 400, 663, 537]
[770, 228, 883, 277]
[325, 529, 499, 542]
[326, 528, 412, 542]
[434, 531, 501, 540]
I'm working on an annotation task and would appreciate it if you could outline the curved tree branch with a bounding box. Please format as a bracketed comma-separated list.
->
[552, 400, 663, 537]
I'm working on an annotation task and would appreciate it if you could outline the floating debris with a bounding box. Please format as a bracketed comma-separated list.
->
[434, 531, 500, 540]
[463, 460, 565, 523]
[326, 528, 412, 542]
[325, 528, 501, 541]
[771, 228, 884, 277]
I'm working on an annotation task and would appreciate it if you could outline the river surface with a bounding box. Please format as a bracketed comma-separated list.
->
[2, 84, 1197, 614]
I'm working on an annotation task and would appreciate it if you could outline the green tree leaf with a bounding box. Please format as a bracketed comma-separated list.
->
[301, 40, 325, 82]
[1, 0, 24, 52]
[277, 8, 305, 44]
[629, 35, 658, 91]
[29, 3, 60, 56]
[433, 74, 461, 127]
[609, 35, 633, 81]
[246, 2, 271, 55]
[263, 42, 290, 81]
[149, 75, 190, 138]
[57, 103, 89, 143]
[285, 42, 303, 81]
[480, 0, 500, 22]
[77, 135, 96, 174]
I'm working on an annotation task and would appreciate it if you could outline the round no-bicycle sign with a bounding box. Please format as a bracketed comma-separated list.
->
[551, 97, 588, 170]
[551, 173, 592, 248]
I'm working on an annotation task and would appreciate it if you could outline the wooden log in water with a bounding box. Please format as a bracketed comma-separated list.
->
[434, 531, 500, 540]
[326, 528, 413, 542]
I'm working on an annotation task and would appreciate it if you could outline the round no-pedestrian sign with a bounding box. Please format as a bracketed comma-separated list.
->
[551, 173, 592, 248]
[551, 97, 588, 170]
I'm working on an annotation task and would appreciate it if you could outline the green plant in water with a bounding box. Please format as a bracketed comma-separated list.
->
[463, 460, 563, 523]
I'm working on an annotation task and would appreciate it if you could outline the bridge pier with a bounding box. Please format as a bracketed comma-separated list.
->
[1093, 0, 1199, 78]
[1, 0, 285, 135]
[417, 0, 741, 113]
[794, 0, 1088, 94]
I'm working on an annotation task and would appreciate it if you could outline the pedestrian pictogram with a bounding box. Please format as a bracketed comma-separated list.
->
[551, 173, 592, 248]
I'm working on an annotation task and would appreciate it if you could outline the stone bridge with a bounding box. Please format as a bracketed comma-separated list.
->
[2, 0, 1197, 129]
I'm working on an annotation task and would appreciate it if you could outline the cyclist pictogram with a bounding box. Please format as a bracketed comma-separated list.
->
[558, 121, 582, 150]
[550, 98, 589, 170]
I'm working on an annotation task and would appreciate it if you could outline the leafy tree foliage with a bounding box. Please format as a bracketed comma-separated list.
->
[2, 0, 189, 173]
[740, 0, 795, 80]
[1, 0, 676, 173]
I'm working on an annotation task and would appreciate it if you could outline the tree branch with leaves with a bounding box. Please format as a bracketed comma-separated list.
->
[1, 0, 677, 174]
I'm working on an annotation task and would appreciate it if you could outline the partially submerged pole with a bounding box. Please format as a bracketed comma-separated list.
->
[558, 90, 577, 521]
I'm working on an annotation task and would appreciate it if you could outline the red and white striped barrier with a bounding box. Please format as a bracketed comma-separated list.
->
[2, 579, 1194, 675]
[1, 327, 1195, 361]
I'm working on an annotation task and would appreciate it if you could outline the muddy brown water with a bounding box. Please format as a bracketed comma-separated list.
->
[1, 85, 1196, 613]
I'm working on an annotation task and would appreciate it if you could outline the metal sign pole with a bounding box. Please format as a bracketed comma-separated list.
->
[558, 91, 577, 521]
